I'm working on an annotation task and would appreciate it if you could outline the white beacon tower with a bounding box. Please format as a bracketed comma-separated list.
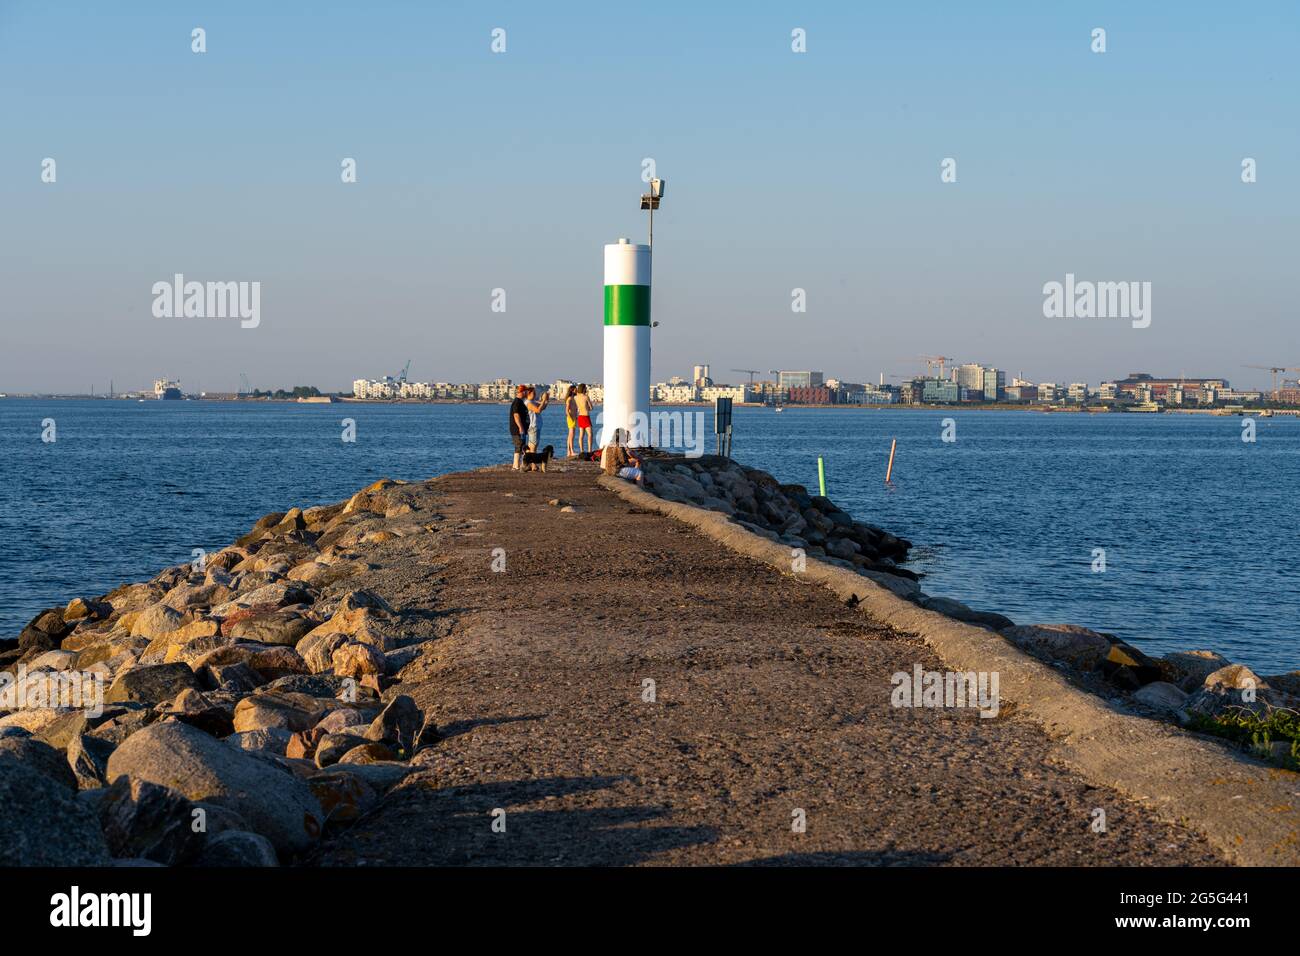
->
[601, 237, 652, 447]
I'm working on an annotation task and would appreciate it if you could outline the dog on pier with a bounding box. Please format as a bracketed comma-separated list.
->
[521, 445, 554, 472]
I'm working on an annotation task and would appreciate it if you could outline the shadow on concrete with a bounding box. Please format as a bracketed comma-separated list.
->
[316, 774, 718, 866]
[437, 713, 548, 739]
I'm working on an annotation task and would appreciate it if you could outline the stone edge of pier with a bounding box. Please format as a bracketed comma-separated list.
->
[598, 474, 1300, 866]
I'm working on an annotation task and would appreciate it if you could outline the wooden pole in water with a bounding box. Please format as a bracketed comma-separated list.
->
[817, 457, 826, 497]
[885, 438, 897, 483]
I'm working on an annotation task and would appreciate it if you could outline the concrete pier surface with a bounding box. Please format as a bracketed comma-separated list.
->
[307, 461, 1226, 866]
[13, 457, 1299, 867]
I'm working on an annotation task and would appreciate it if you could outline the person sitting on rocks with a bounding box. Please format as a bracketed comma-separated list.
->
[601, 428, 643, 484]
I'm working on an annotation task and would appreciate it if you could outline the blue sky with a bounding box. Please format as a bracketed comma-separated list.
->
[1, 1, 1296, 393]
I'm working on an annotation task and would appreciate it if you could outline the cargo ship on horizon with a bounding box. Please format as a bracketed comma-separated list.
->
[153, 378, 182, 400]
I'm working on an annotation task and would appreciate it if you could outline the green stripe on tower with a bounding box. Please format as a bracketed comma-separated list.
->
[604, 285, 651, 326]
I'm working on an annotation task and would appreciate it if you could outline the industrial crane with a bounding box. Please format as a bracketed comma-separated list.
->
[731, 369, 763, 384]
[920, 355, 956, 379]
[1243, 364, 1300, 400]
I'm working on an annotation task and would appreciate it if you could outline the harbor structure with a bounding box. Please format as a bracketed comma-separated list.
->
[602, 238, 652, 446]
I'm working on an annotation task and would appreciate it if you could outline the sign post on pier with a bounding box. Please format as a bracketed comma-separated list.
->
[714, 397, 733, 457]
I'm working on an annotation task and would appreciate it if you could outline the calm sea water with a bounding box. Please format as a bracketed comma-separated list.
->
[1, 399, 1295, 673]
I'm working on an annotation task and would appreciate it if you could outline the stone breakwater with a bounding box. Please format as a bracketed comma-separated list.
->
[0, 457, 1295, 868]
[641, 455, 1300, 768]
[0, 478, 439, 866]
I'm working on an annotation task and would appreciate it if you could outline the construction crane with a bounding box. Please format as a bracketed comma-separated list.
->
[397, 360, 412, 384]
[1243, 364, 1300, 400]
[731, 369, 763, 384]
[920, 355, 956, 379]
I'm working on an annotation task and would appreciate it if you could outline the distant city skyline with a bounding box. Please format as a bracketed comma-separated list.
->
[14, 359, 1259, 398]
[2, 3, 1296, 394]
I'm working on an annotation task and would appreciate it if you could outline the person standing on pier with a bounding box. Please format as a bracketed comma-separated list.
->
[564, 384, 579, 459]
[573, 383, 595, 455]
[509, 384, 530, 470]
[525, 385, 549, 452]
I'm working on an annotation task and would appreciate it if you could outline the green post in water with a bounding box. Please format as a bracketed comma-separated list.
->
[817, 457, 826, 497]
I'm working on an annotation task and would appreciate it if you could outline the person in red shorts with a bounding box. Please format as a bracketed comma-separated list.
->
[573, 383, 594, 454]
